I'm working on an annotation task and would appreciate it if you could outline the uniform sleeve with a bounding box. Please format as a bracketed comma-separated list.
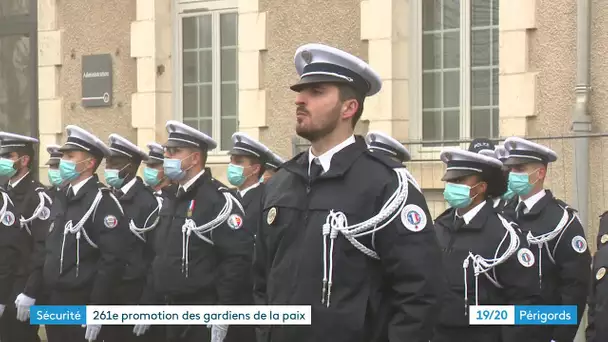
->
[552, 213, 591, 341]
[253, 199, 268, 306]
[89, 194, 130, 305]
[374, 180, 446, 342]
[586, 257, 598, 342]
[212, 193, 255, 305]
[0, 199, 25, 304]
[23, 190, 53, 298]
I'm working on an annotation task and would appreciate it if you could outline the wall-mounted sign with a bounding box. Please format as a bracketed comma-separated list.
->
[82, 54, 112, 108]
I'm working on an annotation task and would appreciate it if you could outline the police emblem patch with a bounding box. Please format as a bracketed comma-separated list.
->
[597, 267, 606, 280]
[104, 215, 118, 229]
[227, 214, 243, 230]
[517, 248, 535, 268]
[38, 206, 50, 221]
[267, 207, 277, 225]
[1, 211, 15, 227]
[602, 234, 608, 245]
[400, 204, 427, 232]
[571, 235, 588, 254]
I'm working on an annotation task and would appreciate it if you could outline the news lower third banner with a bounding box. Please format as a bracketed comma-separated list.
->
[469, 305, 578, 325]
[30, 305, 311, 326]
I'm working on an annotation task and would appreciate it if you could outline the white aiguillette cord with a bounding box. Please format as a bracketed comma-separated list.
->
[20, 191, 52, 235]
[129, 196, 163, 242]
[320, 168, 411, 307]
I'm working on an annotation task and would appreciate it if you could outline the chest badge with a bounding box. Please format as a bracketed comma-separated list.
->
[104, 215, 118, 229]
[38, 206, 51, 221]
[601, 234, 608, 245]
[267, 207, 277, 225]
[227, 214, 243, 230]
[400, 204, 427, 232]
[517, 248, 535, 268]
[2, 211, 15, 227]
[597, 267, 606, 280]
[571, 235, 588, 254]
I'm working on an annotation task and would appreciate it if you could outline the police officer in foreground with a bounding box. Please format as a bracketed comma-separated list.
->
[134, 121, 253, 342]
[502, 137, 590, 341]
[253, 43, 444, 342]
[45, 144, 65, 196]
[586, 237, 608, 341]
[433, 146, 542, 342]
[101, 134, 161, 342]
[260, 151, 284, 184]
[0, 133, 52, 341]
[44, 125, 130, 342]
[142, 142, 175, 200]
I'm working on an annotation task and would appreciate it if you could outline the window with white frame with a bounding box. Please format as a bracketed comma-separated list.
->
[176, 0, 238, 152]
[420, 0, 498, 145]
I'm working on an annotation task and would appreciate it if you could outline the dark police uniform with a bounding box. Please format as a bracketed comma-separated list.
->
[432, 147, 542, 342]
[0, 133, 52, 342]
[253, 43, 444, 342]
[101, 134, 163, 342]
[501, 137, 591, 342]
[586, 243, 608, 342]
[43, 125, 130, 342]
[139, 121, 254, 342]
[597, 211, 608, 250]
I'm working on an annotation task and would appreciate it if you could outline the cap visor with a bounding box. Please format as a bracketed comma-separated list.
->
[441, 169, 479, 182]
[290, 74, 351, 92]
[144, 158, 163, 165]
[58, 144, 84, 153]
[503, 157, 538, 166]
[45, 160, 60, 166]
[228, 149, 252, 156]
[164, 140, 192, 148]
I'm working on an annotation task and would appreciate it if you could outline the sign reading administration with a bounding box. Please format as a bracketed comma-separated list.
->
[82, 54, 113, 108]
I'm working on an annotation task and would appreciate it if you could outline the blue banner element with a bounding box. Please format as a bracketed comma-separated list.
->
[30, 305, 87, 325]
[514, 305, 578, 325]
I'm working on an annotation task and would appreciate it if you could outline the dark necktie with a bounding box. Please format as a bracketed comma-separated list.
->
[66, 187, 74, 200]
[177, 187, 186, 198]
[516, 202, 527, 219]
[113, 189, 124, 198]
[453, 215, 465, 232]
[309, 159, 323, 183]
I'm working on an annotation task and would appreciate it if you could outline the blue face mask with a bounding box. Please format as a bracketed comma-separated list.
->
[227, 164, 249, 187]
[163, 154, 193, 181]
[59, 159, 84, 182]
[143, 167, 161, 187]
[48, 169, 63, 186]
[104, 169, 125, 188]
[508, 170, 538, 196]
[0, 158, 17, 178]
[501, 188, 516, 201]
[443, 182, 479, 209]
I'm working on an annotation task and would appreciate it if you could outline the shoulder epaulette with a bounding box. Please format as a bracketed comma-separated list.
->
[365, 148, 404, 169]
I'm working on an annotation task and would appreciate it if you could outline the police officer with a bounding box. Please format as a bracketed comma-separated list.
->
[365, 131, 421, 191]
[260, 151, 284, 184]
[253, 43, 444, 342]
[466, 138, 510, 209]
[101, 134, 162, 342]
[494, 145, 516, 205]
[433, 147, 542, 342]
[586, 241, 608, 341]
[44, 125, 130, 342]
[142, 142, 176, 200]
[45, 144, 65, 196]
[133, 121, 253, 342]
[0, 133, 52, 342]
[502, 137, 591, 341]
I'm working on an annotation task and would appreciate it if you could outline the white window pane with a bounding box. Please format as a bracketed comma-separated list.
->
[492, 0, 499, 25]
[443, 31, 460, 69]
[200, 85, 212, 118]
[444, 110, 460, 140]
[184, 119, 198, 131]
[443, 0, 460, 30]
[198, 15, 212, 49]
[183, 86, 197, 118]
[492, 28, 498, 65]
[471, 29, 491, 67]
[422, 0, 441, 31]
[471, 109, 491, 138]
[183, 17, 197, 50]
[221, 83, 237, 117]
[423, 73, 442, 109]
[221, 48, 237, 82]
[422, 111, 441, 141]
[492, 108, 499, 137]
[183, 51, 197, 84]
[220, 13, 238, 47]
[472, 69, 491, 106]
[471, 0, 491, 27]
[199, 50, 213, 83]
[423, 33, 442, 70]
[492, 68, 498, 106]
[221, 117, 238, 150]
[443, 71, 459, 107]
[199, 119, 213, 138]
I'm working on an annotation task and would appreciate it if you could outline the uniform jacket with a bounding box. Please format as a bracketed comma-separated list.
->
[6, 173, 53, 300]
[241, 183, 265, 238]
[503, 191, 591, 341]
[147, 168, 254, 304]
[434, 201, 543, 341]
[586, 244, 608, 342]
[0, 187, 28, 305]
[253, 136, 445, 342]
[43, 175, 131, 304]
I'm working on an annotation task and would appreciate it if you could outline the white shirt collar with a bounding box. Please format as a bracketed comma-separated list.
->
[239, 182, 260, 197]
[70, 176, 94, 196]
[492, 197, 501, 208]
[181, 169, 206, 192]
[308, 135, 356, 175]
[120, 177, 137, 195]
[9, 171, 30, 188]
[518, 189, 546, 213]
[458, 200, 487, 225]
